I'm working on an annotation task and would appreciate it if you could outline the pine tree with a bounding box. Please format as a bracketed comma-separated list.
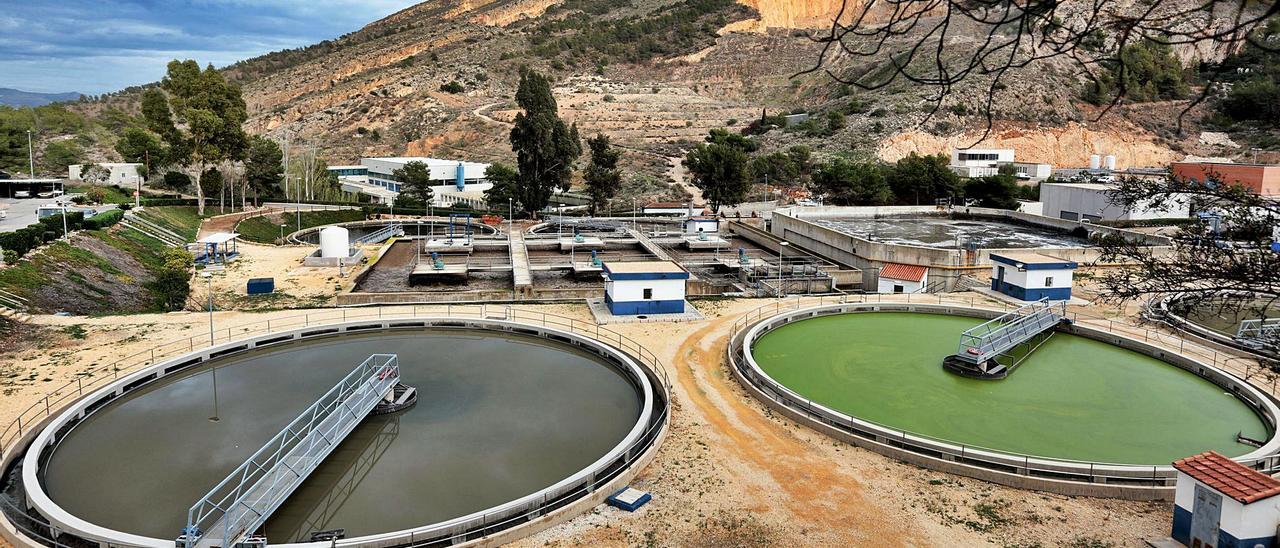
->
[509, 67, 581, 217]
[583, 133, 621, 215]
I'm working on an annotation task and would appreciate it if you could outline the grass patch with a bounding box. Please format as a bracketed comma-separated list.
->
[131, 206, 246, 242]
[67, 185, 133, 204]
[236, 209, 366, 243]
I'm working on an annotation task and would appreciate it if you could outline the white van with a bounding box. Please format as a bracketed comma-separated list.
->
[13, 191, 30, 198]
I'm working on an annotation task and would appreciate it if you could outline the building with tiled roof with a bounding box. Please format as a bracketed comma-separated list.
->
[1170, 451, 1280, 548]
[876, 262, 928, 294]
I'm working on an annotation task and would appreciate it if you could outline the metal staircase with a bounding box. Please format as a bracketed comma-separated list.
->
[354, 223, 404, 245]
[120, 212, 188, 247]
[943, 299, 1068, 379]
[178, 354, 402, 548]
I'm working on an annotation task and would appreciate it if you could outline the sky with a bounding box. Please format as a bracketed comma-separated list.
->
[0, 0, 420, 95]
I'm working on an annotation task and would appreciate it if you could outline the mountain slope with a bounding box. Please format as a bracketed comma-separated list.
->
[0, 88, 82, 107]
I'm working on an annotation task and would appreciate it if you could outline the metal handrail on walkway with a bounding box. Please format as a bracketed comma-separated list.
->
[955, 299, 1066, 365]
[181, 354, 400, 548]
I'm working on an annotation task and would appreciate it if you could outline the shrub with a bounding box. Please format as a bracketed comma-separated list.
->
[439, 81, 465, 93]
[84, 209, 124, 230]
[151, 248, 193, 311]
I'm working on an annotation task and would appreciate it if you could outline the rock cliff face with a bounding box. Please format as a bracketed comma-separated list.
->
[877, 123, 1179, 170]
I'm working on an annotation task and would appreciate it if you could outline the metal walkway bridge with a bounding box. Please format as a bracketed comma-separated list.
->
[944, 299, 1067, 379]
[1237, 317, 1280, 352]
[178, 354, 401, 548]
[354, 223, 404, 245]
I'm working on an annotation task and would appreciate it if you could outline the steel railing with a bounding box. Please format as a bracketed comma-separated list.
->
[955, 298, 1066, 364]
[0, 304, 670, 548]
[182, 354, 400, 548]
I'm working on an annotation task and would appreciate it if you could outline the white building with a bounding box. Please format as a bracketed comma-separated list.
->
[683, 216, 720, 235]
[877, 262, 928, 294]
[949, 148, 1052, 180]
[1171, 451, 1280, 548]
[989, 252, 1077, 301]
[1039, 182, 1189, 222]
[603, 261, 688, 315]
[69, 163, 143, 186]
[328, 157, 491, 205]
[644, 202, 706, 216]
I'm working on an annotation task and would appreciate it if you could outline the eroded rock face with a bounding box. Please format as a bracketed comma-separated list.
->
[877, 123, 1179, 170]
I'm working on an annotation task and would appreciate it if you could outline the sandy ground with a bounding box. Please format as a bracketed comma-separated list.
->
[0, 292, 1185, 548]
[195, 241, 369, 311]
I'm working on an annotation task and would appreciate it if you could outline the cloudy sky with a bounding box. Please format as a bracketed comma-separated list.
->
[0, 0, 420, 95]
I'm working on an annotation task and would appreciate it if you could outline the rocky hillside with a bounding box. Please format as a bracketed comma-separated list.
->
[71, 0, 1274, 189]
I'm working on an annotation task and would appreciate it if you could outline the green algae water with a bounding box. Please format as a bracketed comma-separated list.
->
[751, 312, 1269, 464]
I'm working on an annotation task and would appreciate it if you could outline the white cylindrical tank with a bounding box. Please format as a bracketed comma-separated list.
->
[1089, 154, 1101, 170]
[319, 226, 349, 258]
[1104, 155, 1117, 171]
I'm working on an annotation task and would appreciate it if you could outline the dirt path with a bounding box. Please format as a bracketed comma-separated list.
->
[197, 208, 275, 240]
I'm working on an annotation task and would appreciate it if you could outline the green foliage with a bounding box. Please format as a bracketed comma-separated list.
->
[244, 135, 284, 199]
[583, 133, 621, 215]
[0, 104, 88, 173]
[529, 0, 747, 64]
[145, 60, 250, 215]
[41, 140, 81, 173]
[160, 171, 192, 192]
[83, 209, 125, 230]
[235, 209, 365, 243]
[749, 149, 812, 187]
[391, 160, 436, 208]
[509, 67, 582, 216]
[810, 159, 892, 205]
[886, 153, 961, 205]
[152, 248, 193, 311]
[1082, 40, 1189, 105]
[115, 127, 166, 176]
[482, 162, 521, 213]
[199, 167, 224, 200]
[962, 172, 1022, 209]
[1207, 24, 1280, 124]
[685, 129, 751, 210]
[439, 81, 465, 94]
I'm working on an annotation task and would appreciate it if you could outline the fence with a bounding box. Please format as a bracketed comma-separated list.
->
[724, 293, 1280, 495]
[0, 304, 670, 548]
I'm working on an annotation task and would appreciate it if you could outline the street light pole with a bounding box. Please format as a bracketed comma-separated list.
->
[26, 130, 34, 180]
[777, 241, 789, 299]
[203, 271, 220, 422]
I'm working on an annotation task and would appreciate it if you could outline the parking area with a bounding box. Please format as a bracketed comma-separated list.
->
[0, 197, 116, 234]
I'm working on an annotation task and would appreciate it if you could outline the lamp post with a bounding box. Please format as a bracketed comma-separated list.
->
[202, 271, 220, 422]
[777, 241, 789, 299]
[279, 223, 286, 244]
[26, 130, 34, 181]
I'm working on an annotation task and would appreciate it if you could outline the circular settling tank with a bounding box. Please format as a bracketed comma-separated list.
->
[749, 312, 1270, 464]
[31, 327, 652, 543]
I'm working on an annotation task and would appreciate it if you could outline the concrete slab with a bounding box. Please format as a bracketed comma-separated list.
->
[683, 235, 730, 249]
[1144, 538, 1184, 548]
[586, 298, 705, 325]
[423, 239, 474, 253]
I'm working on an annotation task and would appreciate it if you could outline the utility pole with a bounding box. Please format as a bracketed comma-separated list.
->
[26, 130, 34, 180]
[281, 131, 291, 200]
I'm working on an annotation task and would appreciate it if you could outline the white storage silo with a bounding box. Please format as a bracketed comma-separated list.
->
[1089, 154, 1101, 170]
[319, 226, 350, 258]
[1104, 155, 1117, 171]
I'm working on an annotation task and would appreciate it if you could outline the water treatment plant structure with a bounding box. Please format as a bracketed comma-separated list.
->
[728, 296, 1280, 501]
[767, 205, 1172, 291]
[0, 306, 671, 548]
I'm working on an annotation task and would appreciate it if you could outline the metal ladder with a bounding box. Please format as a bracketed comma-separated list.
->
[179, 354, 400, 548]
[947, 299, 1067, 377]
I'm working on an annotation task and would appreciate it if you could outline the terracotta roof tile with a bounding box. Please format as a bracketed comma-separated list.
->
[879, 262, 928, 283]
[1173, 451, 1280, 504]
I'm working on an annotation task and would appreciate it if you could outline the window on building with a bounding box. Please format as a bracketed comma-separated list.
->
[1059, 211, 1079, 221]
[643, 288, 653, 299]
[1045, 277, 1054, 287]
[893, 284, 905, 293]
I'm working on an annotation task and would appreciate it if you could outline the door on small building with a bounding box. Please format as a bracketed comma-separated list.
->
[1189, 484, 1222, 548]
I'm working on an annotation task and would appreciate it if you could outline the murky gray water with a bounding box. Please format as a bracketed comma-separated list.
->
[815, 218, 1090, 249]
[41, 330, 642, 541]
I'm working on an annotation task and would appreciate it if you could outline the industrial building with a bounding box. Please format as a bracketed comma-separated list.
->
[876, 262, 928, 294]
[68, 163, 143, 186]
[1039, 182, 1189, 221]
[1172, 161, 1280, 196]
[949, 148, 1052, 180]
[328, 157, 492, 205]
[602, 261, 689, 315]
[989, 252, 1077, 301]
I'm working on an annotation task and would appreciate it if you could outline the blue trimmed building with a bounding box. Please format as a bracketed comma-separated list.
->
[603, 261, 688, 315]
[1171, 451, 1280, 548]
[989, 252, 1078, 301]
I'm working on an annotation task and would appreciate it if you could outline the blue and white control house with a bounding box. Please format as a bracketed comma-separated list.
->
[603, 261, 689, 315]
[989, 252, 1078, 301]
